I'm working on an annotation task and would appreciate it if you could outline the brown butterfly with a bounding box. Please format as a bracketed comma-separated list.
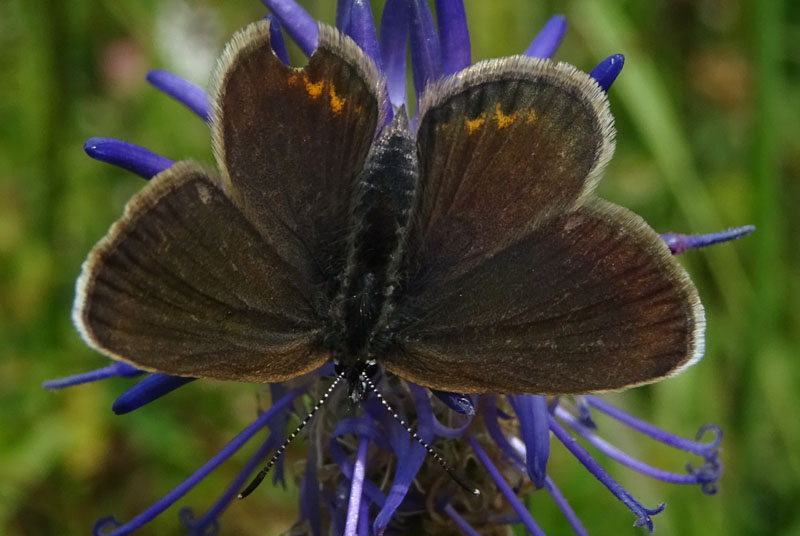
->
[73, 19, 704, 402]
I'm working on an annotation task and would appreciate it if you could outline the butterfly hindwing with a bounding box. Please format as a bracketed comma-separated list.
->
[73, 162, 328, 382]
[389, 199, 704, 393]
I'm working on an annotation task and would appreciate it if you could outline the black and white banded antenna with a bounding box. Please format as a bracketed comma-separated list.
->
[238, 371, 346, 499]
[360, 371, 480, 496]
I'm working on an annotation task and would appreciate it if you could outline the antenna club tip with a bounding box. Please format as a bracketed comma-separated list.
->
[472, 488, 481, 496]
[237, 493, 245, 500]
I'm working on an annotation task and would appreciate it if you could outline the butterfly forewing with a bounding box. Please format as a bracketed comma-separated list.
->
[73, 162, 327, 382]
[211, 20, 386, 292]
[405, 57, 615, 285]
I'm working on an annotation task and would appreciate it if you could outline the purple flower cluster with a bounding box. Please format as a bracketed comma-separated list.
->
[47, 1, 753, 534]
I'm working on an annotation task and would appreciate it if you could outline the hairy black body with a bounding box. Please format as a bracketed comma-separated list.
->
[324, 112, 418, 397]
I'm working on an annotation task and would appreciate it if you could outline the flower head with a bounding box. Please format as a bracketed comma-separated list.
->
[46, 1, 754, 535]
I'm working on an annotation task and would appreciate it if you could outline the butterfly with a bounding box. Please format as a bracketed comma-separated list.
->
[72, 19, 704, 403]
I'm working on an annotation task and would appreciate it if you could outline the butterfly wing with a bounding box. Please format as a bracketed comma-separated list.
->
[74, 21, 385, 382]
[404, 57, 614, 283]
[74, 162, 327, 382]
[385, 58, 704, 394]
[212, 20, 386, 289]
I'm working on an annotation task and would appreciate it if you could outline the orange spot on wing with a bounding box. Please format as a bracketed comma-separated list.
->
[525, 109, 538, 123]
[464, 113, 487, 133]
[303, 74, 324, 98]
[287, 73, 300, 85]
[494, 103, 520, 128]
[329, 83, 346, 114]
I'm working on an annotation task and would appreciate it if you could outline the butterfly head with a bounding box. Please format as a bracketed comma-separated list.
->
[334, 359, 380, 404]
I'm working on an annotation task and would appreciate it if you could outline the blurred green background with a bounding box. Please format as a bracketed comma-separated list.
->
[1, 0, 797, 534]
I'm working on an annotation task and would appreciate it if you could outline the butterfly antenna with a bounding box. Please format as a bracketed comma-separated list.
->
[238, 372, 346, 499]
[361, 372, 480, 496]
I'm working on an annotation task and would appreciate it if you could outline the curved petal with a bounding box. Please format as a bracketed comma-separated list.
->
[589, 54, 624, 92]
[112, 374, 195, 415]
[83, 138, 173, 179]
[435, 0, 471, 74]
[146, 70, 211, 121]
[260, 0, 319, 56]
[524, 15, 567, 58]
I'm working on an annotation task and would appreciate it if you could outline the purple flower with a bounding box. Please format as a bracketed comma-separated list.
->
[49, 1, 754, 535]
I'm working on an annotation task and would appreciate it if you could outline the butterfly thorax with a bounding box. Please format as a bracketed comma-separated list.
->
[323, 111, 419, 378]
